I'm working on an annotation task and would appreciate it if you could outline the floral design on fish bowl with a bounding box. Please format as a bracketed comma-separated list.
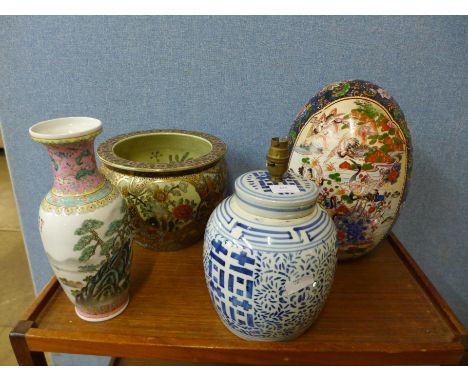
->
[98, 129, 227, 251]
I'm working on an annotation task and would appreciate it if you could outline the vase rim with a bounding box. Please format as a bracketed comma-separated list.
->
[29, 117, 102, 144]
[97, 129, 226, 174]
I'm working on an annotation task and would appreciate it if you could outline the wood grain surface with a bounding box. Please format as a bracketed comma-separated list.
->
[15, 234, 467, 365]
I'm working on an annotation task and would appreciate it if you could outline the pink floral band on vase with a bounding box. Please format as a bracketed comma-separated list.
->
[46, 139, 105, 196]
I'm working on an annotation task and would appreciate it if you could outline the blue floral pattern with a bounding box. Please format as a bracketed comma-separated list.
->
[203, 196, 337, 341]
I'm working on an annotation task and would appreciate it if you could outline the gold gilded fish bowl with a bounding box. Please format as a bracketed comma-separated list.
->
[98, 129, 227, 251]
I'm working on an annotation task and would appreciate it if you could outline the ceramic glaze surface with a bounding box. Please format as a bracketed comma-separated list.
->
[46, 139, 105, 196]
[234, 170, 318, 219]
[30, 117, 133, 322]
[98, 130, 227, 251]
[288, 80, 411, 260]
[203, 170, 337, 341]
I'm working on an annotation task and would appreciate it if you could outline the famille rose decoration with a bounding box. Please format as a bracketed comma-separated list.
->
[288, 80, 412, 260]
[98, 130, 227, 251]
[203, 138, 337, 341]
[29, 117, 133, 322]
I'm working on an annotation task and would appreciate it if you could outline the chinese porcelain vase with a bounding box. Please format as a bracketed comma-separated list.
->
[288, 80, 412, 260]
[30, 117, 133, 322]
[98, 129, 227, 251]
[203, 170, 337, 341]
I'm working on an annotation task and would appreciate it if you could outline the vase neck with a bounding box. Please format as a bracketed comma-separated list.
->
[45, 138, 105, 196]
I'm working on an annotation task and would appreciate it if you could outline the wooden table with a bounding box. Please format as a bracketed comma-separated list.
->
[10, 233, 467, 365]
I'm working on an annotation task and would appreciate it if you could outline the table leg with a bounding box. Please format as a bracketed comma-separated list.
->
[10, 320, 48, 366]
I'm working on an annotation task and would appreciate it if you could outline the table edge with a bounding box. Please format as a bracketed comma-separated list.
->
[388, 233, 468, 348]
[23, 327, 466, 365]
[14, 234, 468, 365]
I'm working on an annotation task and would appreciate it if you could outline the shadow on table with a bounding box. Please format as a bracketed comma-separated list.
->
[128, 246, 155, 296]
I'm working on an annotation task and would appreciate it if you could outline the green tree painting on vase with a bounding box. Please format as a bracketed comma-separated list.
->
[60, 201, 133, 315]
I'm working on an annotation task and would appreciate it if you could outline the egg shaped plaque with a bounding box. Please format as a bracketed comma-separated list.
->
[288, 80, 411, 260]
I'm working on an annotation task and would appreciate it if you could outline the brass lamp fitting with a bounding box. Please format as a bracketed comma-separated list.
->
[266, 137, 289, 183]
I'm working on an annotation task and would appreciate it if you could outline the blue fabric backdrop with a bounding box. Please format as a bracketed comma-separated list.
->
[1, 16, 467, 365]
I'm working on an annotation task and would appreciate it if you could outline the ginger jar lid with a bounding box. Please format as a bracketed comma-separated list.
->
[234, 170, 318, 219]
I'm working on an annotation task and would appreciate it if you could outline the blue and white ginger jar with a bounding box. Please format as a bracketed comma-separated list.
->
[203, 170, 338, 341]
